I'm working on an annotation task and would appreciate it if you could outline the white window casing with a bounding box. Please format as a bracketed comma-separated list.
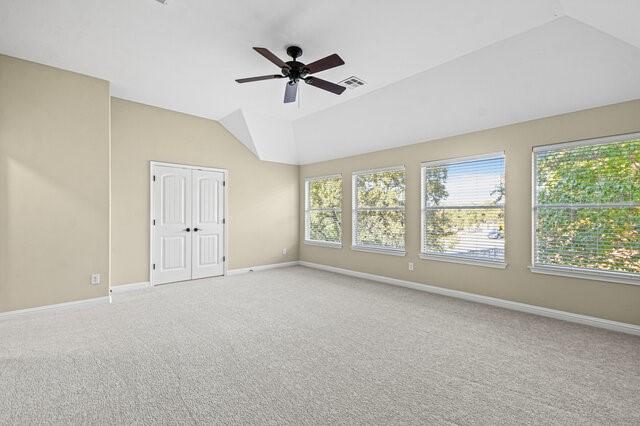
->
[352, 166, 406, 255]
[304, 174, 343, 248]
[421, 152, 506, 268]
[531, 132, 640, 285]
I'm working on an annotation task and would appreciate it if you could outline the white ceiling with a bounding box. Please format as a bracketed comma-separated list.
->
[1, 1, 639, 164]
[295, 16, 640, 163]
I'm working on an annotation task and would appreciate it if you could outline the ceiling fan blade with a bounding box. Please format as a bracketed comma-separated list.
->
[235, 75, 284, 83]
[305, 77, 346, 95]
[284, 82, 298, 103]
[304, 53, 345, 74]
[253, 47, 290, 69]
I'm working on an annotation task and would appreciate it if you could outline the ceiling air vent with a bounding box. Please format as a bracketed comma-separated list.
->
[339, 76, 366, 89]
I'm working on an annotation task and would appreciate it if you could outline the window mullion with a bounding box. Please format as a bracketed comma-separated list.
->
[356, 206, 404, 211]
[424, 205, 503, 210]
[535, 202, 639, 209]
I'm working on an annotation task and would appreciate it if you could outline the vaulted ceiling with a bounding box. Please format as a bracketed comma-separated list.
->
[1, 1, 639, 164]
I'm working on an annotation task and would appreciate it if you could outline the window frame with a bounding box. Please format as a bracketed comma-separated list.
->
[351, 165, 407, 256]
[531, 132, 640, 286]
[304, 174, 343, 248]
[420, 152, 507, 268]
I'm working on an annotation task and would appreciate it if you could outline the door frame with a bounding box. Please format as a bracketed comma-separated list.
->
[149, 161, 229, 286]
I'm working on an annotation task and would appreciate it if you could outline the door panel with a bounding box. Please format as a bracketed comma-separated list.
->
[162, 174, 186, 224]
[198, 234, 219, 266]
[198, 178, 220, 223]
[153, 166, 192, 285]
[192, 169, 225, 279]
[162, 236, 187, 270]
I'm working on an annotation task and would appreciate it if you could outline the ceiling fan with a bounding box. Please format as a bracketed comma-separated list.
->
[235, 46, 346, 103]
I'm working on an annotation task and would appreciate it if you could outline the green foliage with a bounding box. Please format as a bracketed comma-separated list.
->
[423, 167, 456, 251]
[309, 178, 341, 209]
[536, 207, 639, 273]
[537, 141, 640, 204]
[440, 208, 504, 230]
[356, 170, 405, 208]
[356, 210, 405, 248]
[536, 140, 640, 273]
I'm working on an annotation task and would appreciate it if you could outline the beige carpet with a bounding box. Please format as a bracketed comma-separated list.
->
[1, 266, 639, 424]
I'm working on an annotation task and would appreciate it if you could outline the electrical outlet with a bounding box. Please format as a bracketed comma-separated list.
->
[91, 273, 101, 285]
[282, 248, 287, 255]
[408, 262, 414, 271]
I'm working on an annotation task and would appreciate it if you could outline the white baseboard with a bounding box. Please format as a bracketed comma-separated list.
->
[109, 281, 151, 294]
[227, 261, 299, 276]
[4, 262, 637, 336]
[0, 296, 110, 320]
[299, 261, 640, 336]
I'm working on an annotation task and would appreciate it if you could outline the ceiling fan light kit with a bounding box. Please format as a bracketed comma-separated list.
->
[235, 45, 346, 104]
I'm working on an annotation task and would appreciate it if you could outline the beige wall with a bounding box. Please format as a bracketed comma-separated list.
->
[110, 98, 298, 286]
[299, 100, 640, 325]
[2, 53, 638, 325]
[0, 55, 110, 312]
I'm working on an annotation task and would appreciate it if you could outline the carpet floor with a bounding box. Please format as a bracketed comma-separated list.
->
[1, 266, 639, 425]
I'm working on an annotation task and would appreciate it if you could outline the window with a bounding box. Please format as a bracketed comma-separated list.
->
[533, 134, 640, 284]
[421, 153, 506, 267]
[352, 166, 406, 255]
[304, 174, 342, 247]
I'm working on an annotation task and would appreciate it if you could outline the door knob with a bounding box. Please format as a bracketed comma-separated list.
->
[185, 228, 191, 232]
[193, 227, 200, 232]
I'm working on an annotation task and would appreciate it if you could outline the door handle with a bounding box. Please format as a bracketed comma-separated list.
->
[185, 228, 191, 232]
[193, 227, 200, 232]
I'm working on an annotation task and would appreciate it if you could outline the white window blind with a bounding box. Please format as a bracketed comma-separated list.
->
[352, 166, 406, 253]
[533, 135, 640, 281]
[421, 153, 505, 265]
[304, 174, 342, 247]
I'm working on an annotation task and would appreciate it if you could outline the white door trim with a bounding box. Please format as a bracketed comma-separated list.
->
[151, 161, 228, 174]
[149, 161, 229, 286]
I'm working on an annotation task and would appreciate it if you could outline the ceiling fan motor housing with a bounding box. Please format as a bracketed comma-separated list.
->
[286, 45, 303, 59]
[283, 46, 308, 83]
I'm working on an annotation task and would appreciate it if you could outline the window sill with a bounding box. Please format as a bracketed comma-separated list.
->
[304, 240, 342, 249]
[351, 246, 406, 257]
[419, 254, 507, 269]
[529, 265, 640, 286]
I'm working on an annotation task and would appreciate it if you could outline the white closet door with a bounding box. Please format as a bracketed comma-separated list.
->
[191, 169, 225, 279]
[153, 166, 192, 285]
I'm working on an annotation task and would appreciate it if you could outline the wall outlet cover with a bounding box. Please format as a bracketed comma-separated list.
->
[91, 273, 101, 285]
